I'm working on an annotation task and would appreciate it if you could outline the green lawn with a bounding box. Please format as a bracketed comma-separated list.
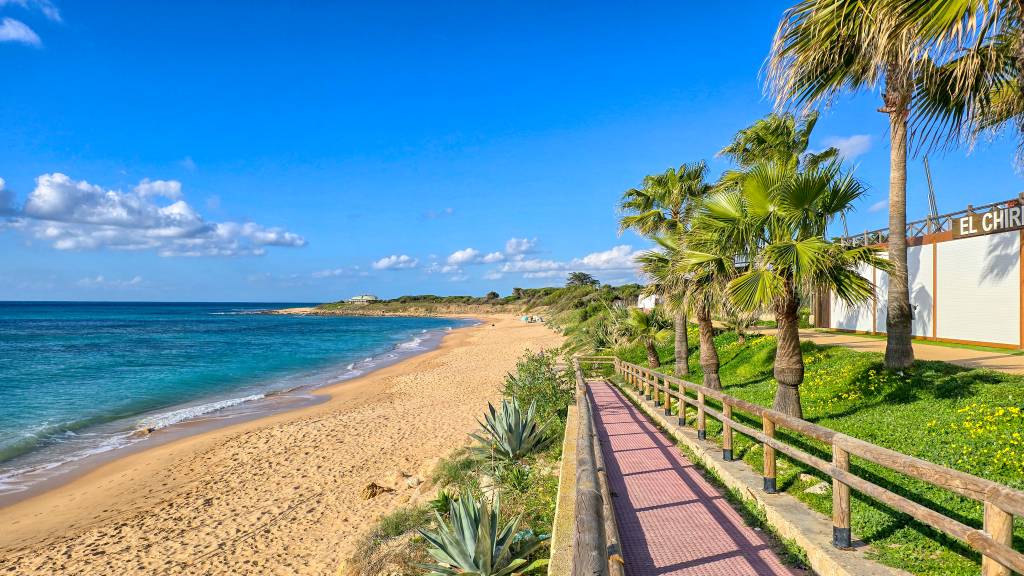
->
[611, 330, 1024, 576]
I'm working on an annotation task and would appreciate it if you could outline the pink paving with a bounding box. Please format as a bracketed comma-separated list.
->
[588, 379, 801, 576]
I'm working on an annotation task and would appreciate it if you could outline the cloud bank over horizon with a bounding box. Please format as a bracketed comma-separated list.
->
[0, 173, 306, 257]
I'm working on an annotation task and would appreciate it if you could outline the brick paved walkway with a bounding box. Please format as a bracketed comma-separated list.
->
[588, 379, 801, 576]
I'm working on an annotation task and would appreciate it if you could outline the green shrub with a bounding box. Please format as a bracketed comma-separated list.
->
[502, 351, 574, 424]
[418, 492, 548, 576]
[497, 463, 532, 494]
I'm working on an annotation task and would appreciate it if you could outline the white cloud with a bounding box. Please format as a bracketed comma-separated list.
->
[498, 244, 642, 278]
[483, 270, 504, 280]
[76, 275, 143, 289]
[447, 248, 480, 265]
[0, 0, 60, 22]
[134, 179, 182, 200]
[822, 135, 872, 161]
[311, 268, 348, 278]
[481, 251, 504, 263]
[372, 254, 418, 270]
[2, 173, 306, 256]
[505, 237, 537, 256]
[0, 17, 40, 46]
[869, 200, 887, 213]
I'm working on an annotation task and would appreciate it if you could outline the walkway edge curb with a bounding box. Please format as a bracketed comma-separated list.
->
[549, 404, 579, 576]
[613, 380, 911, 576]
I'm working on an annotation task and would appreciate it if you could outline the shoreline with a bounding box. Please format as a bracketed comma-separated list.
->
[0, 316, 474, 506]
[0, 313, 561, 575]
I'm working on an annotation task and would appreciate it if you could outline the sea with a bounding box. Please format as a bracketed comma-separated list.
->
[0, 301, 470, 498]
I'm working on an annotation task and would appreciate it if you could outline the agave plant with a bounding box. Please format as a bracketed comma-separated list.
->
[470, 399, 553, 462]
[418, 492, 548, 576]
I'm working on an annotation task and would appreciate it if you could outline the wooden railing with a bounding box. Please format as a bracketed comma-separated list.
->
[588, 357, 1024, 576]
[569, 357, 623, 576]
[839, 194, 1024, 247]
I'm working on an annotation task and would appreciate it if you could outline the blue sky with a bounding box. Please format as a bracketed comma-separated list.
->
[1, 1, 1022, 302]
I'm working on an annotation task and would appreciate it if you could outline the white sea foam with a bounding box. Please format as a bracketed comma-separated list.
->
[136, 394, 265, 432]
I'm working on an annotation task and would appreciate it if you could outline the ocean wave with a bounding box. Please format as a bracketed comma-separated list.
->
[136, 394, 266, 433]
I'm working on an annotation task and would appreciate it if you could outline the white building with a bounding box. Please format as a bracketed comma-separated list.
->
[348, 294, 380, 304]
[637, 294, 660, 311]
[817, 196, 1024, 349]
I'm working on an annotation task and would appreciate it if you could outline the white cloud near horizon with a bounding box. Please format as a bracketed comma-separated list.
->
[505, 237, 536, 255]
[869, 200, 887, 213]
[372, 254, 418, 270]
[446, 247, 505, 266]
[498, 244, 642, 279]
[822, 134, 872, 161]
[0, 17, 40, 46]
[1, 173, 307, 256]
[76, 275, 143, 289]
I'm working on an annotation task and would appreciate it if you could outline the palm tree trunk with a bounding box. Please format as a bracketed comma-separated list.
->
[883, 81, 915, 370]
[773, 279, 804, 418]
[645, 341, 661, 369]
[674, 311, 689, 376]
[696, 307, 721, 390]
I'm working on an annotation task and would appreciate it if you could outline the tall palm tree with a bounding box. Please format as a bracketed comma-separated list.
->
[688, 160, 886, 417]
[768, 0, 928, 370]
[615, 308, 673, 369]
[906, 3, 1024, 162]
[619, 162, 712, 376]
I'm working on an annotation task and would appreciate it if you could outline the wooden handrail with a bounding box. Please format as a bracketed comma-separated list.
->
[582, 357, 1024, 576]
[570, 358, 623, 576]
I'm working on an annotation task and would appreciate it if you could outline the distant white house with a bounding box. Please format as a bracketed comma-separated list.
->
[636, 294, 660, 311]
[348, 294, 380, 304]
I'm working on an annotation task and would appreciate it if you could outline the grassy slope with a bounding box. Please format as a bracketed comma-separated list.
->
[613, 331, 1024, 576]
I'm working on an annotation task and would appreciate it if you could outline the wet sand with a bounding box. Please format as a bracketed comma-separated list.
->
[0, 314, 561, 575]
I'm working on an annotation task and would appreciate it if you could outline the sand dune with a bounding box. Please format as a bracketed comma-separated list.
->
[0, 314, 561, 575]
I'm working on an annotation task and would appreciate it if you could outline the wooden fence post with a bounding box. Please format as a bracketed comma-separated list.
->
[722, 402, 733, 461]
[644, 370, 652, 400]
[982, 501, 1013, 576]
[762, 417, 776, 493]
[697, 391, 706, 440]
[664, 377, 672, 416]
[832, 444, 851, 549]
[678, 388, 687, 427]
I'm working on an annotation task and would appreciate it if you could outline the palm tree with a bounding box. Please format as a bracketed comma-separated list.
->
[615, 308, 673, 369]
[768, 0, 927, 370]
[907, 3, 1024, 162]
[718, 111, 838, 170]
[636, 233, 727, 389]
[688, 160, 886, 417]
[619, 162, 712, 376]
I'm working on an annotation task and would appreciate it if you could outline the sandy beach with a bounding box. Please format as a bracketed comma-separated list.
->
[0, 314, 561, 575]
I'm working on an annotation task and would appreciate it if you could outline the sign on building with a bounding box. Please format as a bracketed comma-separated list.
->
[953, 205, 1024, 239]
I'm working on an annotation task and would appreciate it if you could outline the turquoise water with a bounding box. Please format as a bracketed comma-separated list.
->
[0, 302, 467, 494]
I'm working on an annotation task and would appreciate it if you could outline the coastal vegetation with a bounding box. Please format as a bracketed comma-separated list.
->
[349, 351, 571, 576]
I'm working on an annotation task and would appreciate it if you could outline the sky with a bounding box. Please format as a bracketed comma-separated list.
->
[2, 1, 1023, 302]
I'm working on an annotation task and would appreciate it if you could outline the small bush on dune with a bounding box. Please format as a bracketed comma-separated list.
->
[502, 351, 574, 425]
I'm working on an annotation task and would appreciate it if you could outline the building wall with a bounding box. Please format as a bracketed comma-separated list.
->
[831, 263, 874, 333]
[935, 232, 1020, 345]
[829, 230, 1021, 347]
